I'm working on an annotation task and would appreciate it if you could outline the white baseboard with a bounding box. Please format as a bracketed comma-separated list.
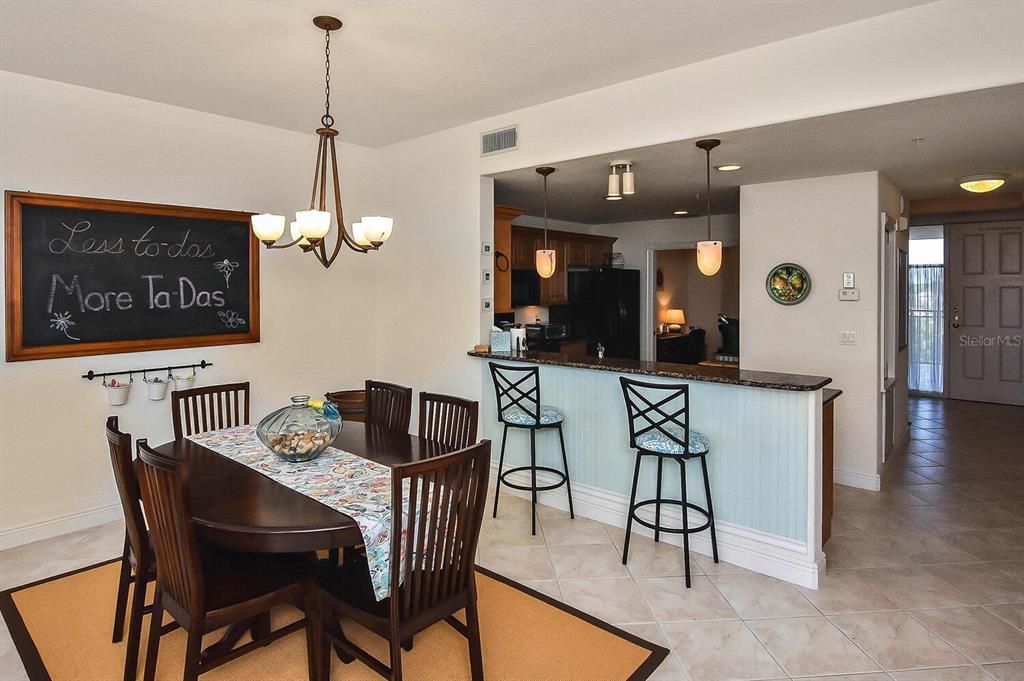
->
[0, 503, 122, 551]
[492, 466, 821, 589]
[833, 469, 881, 491]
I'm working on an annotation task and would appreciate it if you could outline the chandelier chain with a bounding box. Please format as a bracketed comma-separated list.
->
[322, 29, 333, 128]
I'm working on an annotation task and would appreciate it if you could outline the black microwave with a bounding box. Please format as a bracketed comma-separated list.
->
[511, 269, 540, 306]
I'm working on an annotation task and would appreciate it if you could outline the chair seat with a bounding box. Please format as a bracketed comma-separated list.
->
[635, 427, 710, 456]
[202, 548, 318, 613]
[501, 405, 563, 426]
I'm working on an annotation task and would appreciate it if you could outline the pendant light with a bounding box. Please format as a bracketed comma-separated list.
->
[695, 139, 723, 277]
[250, 16, 393, 269]
[606, 161, 635, 200]
[535, 167, 557, 279]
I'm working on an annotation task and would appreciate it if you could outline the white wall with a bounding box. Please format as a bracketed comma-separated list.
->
[739, 172, 883, 488]
[0, 72, 385, 546]
[367, 0, 1022, 455]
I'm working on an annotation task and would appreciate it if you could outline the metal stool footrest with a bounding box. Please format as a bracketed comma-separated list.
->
[498, 465, 569, 493]
[628, 499, 712, 534]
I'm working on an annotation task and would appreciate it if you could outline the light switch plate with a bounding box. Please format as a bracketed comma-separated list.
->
[843, 272, 855, 288]
[481, 298, 493, 312]
[839, 288, 860, 301]
[482, 268, 492, 285]
[481, 240, 493, 256]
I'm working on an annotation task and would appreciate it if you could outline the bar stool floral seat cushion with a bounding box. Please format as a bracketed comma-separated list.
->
[635, 425, 710, 456]
[500, 405, 564, 426]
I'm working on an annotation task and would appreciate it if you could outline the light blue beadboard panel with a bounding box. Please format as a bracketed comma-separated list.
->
[479, 361, 810, 542]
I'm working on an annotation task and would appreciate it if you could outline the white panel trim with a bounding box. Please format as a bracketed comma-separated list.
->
[834, 469, 881, 491]
[0, 503, 122, 550]
[492, 466, 822, 589]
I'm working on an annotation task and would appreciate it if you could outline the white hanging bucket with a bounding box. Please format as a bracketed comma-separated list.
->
[145, 376, 169, 401]
[105, 379, 131, 406]
[173, 373, 195, 391]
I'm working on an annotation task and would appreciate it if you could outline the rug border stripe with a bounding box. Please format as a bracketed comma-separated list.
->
[1, 559, 669, 681]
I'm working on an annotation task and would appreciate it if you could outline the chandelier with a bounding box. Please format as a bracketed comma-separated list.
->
[250, 16, 393, 269]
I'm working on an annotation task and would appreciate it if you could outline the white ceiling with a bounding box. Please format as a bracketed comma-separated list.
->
[493, 85, 1024, 223]
[0, 0, 930, 147]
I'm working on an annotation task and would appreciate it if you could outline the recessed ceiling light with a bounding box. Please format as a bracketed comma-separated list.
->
[673, 210, 689, 215]
[958, 173, 1008, 193]
[715, 163, 742, 172]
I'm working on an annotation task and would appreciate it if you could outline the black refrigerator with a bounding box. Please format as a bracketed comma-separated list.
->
[565, 268, 641, 360]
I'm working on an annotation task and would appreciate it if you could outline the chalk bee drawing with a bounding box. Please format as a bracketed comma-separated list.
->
[49, 311, 81, 341]
[214, 259, 240, 288]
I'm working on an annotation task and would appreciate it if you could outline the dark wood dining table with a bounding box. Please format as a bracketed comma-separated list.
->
[152, 421, 457, 554]
[150, 421, 458, 679]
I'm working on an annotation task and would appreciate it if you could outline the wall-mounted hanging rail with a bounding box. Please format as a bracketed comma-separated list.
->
[82, 360, 214, 381]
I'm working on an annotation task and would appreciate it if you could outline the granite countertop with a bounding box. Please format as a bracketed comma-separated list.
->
[468, 350, 832, 391]
[823, 388, 843, 405]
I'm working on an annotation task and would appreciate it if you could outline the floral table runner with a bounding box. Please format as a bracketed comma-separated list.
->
[187, 424, 396, 600]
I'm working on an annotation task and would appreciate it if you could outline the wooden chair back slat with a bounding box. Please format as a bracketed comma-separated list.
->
[389, 440, 490, 622]
[136, 440, 205, 615]
[365, 380, 412, 433]
[419, 392, 479, 450]
[324, 389, 367, 423]
[171, 382, 250, 439]
[105, 416, 149, 564]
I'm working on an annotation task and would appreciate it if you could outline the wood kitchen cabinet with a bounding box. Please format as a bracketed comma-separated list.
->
[504, 222, 617, 307]
[493, 205, 523, 313]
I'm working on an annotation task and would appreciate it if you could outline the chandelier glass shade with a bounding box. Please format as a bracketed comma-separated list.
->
[250, 16, 393, 269]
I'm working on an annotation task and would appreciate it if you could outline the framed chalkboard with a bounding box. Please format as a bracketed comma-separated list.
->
[5, 191, 260, 361]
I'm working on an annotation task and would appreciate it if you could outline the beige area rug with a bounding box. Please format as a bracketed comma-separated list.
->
[1, 559, 666, 681]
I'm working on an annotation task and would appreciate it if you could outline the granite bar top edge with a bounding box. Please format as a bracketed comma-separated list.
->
[468, 350, 832, 391]
[823, 388, 843, 405]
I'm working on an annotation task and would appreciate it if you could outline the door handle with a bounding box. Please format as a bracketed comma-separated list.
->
[951, 306, 960, 329]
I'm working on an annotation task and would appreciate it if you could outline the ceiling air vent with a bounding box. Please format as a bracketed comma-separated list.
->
[481, 125, 518, 157]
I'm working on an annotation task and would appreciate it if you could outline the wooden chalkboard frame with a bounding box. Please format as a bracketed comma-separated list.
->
[5, 190, 260, 361]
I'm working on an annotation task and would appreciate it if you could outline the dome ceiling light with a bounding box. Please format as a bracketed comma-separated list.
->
[958, 173, 1008, 193]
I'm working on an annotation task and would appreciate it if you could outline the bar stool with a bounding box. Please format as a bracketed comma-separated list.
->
[619, 377, 718, 587]
[489, 362, 574, 535]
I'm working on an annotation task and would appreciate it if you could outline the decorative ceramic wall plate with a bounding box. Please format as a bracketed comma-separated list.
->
[766, 263, 811, 305]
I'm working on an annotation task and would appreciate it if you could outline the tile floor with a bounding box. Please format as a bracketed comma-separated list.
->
[1, 397, 1022, 680]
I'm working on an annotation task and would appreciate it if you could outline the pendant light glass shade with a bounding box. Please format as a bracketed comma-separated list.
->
[251, 214, 286, 243]
[696, 240, 723, 276]
[606, 172, 621, 200]
[295, 210, 331, 240]
[536, 249, 557, 279]
[622, 168, 635, 195]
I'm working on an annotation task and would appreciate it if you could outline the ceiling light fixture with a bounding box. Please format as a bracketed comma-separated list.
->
[715, 163, 742, 172]
[249, 16, 393, 269]
[673, 210, 690, 216]
[536, 167, 557, 279]
[695, 139, 723, 277]
[958, 173, 1008, 193]
[606, 161, 635, 200]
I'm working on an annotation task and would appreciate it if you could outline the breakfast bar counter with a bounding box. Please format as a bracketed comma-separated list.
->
[469, 350, 833, 588]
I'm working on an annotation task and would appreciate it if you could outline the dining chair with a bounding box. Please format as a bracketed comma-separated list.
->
[318, 439, 492, 681]
[135, 439, 320, 681]
[171, 381, 250, 440]
[106, 416, 157, 681]
[418, 392, 479, 449]
[324, 389, 367, 423]
[364, 380, 412, 433]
